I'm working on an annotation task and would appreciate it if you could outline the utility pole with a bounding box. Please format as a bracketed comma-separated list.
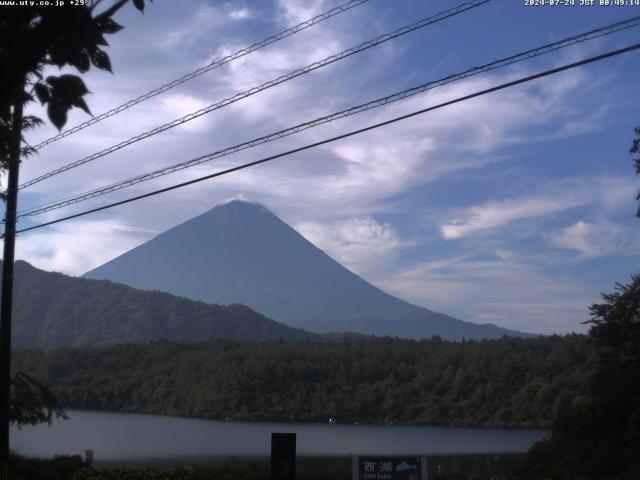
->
[0, 88, 24, 480]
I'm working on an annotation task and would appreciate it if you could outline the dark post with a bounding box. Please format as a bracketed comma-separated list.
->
[0, 91, 24, 480]
[270, 432, 296, 480]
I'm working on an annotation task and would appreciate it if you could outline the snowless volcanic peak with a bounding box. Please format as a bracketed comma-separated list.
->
[85, 200, 529, 340]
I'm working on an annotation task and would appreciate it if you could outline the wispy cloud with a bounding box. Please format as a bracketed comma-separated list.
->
[549, 219, 640, 259]
[228, 7, 253, 21]
[277, 0, 326, 26]
[295, 216, 411, 275]
[6, 0, 636, 338]
[16, 219, 153, 275]
[440, 177, 636, 239]
[441, 196, 581, 239]
[378, 254, 594, 334]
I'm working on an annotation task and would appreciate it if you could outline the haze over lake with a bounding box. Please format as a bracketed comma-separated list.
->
[12, 410, 549, 461]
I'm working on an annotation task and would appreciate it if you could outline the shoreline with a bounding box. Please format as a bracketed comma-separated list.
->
[55, 407, 551, 431]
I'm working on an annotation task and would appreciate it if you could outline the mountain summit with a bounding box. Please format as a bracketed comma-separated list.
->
[85, 200, 526, 339]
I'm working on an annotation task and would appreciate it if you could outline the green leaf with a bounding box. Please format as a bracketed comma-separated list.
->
[71, 50, 91, 73]
[132, 0, 145, 13]
[22, 115, 45, 131]
[47, 103, 67, 131]
[45, 75, 93, 124]
[46, 46, 67, 68]
[89, 48, 112, 72]
[95, 34, 109, 47]
[44, 75, 92, 126]
[49, 74, 89, 97]
[98, 17, 124, 34]
[71, 96, 92, 116]
[45, 76, 59, 87]
[63, 74, 89, 96]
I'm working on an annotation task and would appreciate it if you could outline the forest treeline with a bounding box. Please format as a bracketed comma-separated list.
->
[7, 260, 322, 349]
[13, 334, 593, 428]
[523, 274, 640, 479]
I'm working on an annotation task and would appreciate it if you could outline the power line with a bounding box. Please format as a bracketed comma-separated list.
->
[32, 0, 371, 151]
[12, 42, 640, 237]
[18, 0, 491, 190]
[17, 14, 640, 218]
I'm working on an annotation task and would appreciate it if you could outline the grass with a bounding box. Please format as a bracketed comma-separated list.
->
[9, 453, 531, 479]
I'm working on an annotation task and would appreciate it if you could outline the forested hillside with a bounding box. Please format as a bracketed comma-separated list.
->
[14, 334, 593, 427]
[5, 260, 322, 348]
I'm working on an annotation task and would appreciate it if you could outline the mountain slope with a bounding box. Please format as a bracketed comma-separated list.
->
[85, 200, 528, 340]
[4, 260, 321, 349]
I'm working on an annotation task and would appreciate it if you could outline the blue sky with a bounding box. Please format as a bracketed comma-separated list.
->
[9, 0, 640, 334]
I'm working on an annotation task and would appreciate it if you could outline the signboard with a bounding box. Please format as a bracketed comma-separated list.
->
[353, 456, 427, 480]
[271, 432, 296, 480]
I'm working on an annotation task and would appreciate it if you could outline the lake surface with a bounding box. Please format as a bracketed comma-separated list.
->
[11, 410, 549, 461]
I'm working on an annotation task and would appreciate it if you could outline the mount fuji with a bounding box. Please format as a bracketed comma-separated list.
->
[84, 200, 528, 340]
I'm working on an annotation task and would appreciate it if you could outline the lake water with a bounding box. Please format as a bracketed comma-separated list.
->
[11, 410, 549, 462]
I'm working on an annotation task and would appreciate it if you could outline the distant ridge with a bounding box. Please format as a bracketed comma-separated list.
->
[85, 200, 530, 340]
[4, 260, 321, 349]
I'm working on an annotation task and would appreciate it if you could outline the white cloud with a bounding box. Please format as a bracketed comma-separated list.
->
[295, 217, 410, 274]
[277, 0, 325, 26]
[160, 4, 224, 52]
[441, 196, 580, 240]
[6, 0, 635, 342]
[549, 220, 640, 259]
[229, 8, 253, 20]
[21, 1, 610, 228]
[597, 177, 639, 210]
[378, 255, 594, 334]
[159, 94, 209, 118]
[440, 177, 637, 240]
[158, 94, 213, 133]
[15, 219, 153, 275]
[222, 192, 253, 204]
